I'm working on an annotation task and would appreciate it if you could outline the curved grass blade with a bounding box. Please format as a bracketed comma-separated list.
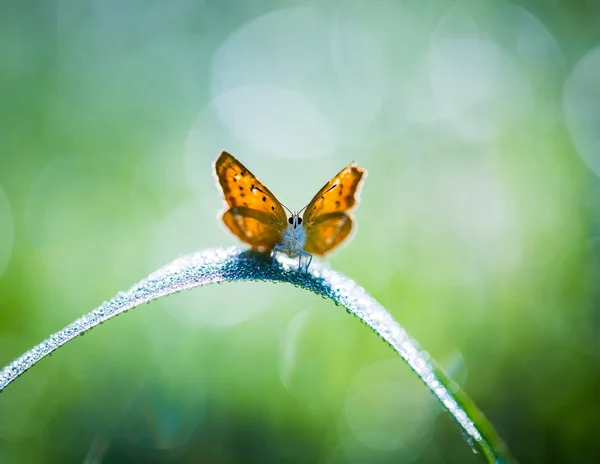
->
[0, 247, 516, 463]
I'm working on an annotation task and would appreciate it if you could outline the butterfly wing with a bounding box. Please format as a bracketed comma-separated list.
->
[303, 164, 366, 256]
[214, 151, 287, 251]
[303, 212, 353, 256]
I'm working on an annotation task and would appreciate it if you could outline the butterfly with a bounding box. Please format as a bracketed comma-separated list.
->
[214, 151, 366, 271]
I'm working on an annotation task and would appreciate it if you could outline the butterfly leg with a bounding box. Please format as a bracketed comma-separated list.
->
[298, 249, 313, 273]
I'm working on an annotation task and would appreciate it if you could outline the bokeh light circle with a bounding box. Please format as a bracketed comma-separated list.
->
[276, 304, 357, 409]
[213, 85, 334, 160]
[210, 5, 429, 152]
[564, 46, 600, 179]
[429, 38, 531, 121]
[421, 0, 564, 140]
[278, 309, 311, 391]
[210, 7, 338, 160]
[344, 360, 437, 452]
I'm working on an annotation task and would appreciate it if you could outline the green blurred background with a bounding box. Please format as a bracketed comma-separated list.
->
[1, 0, 600, 462]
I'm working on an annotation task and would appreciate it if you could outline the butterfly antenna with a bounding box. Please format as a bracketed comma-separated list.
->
[298, 203, 309, 215]
[298, 183, 338, 215]
[281, 202, 293, 216]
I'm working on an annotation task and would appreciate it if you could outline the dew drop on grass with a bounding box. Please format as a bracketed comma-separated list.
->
[461, 428, 476, 450]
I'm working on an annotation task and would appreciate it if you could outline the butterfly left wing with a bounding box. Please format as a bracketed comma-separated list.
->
[303, 212, 353, 256]
[303, 164, 366, 256]
[214, 151, 287, 251]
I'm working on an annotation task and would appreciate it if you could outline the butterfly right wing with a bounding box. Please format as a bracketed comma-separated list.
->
[214, 151, 287, 251]
[302, 163, 365, 256]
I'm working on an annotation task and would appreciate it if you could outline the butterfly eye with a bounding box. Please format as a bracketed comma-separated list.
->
[297, 217, 302, 225]
[288, 217, 293, 225]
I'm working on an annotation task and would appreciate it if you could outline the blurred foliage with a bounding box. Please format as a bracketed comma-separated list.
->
[2, 0, 600, 462]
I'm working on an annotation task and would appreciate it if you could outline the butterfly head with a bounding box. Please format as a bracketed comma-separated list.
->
[282, 201, 306, 230]
[287, 213, 303, 229]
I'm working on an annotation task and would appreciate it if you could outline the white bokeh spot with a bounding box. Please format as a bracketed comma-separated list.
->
[429, 38, 531, 121]
[564, 46, 600, 179]
[213, 85, 334, 160]
[344, 360, 437, 451]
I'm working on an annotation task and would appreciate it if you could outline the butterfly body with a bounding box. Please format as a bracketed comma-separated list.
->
[272, 213, 312, 269]
[214, 151, 365, 271]
[280, 214, 306, 256]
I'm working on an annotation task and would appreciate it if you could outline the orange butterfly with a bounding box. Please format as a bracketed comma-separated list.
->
[214, 151, 366, 271]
